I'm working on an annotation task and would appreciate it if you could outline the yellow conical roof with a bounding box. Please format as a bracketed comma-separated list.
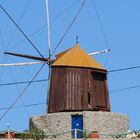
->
[52, 44, 105, 70]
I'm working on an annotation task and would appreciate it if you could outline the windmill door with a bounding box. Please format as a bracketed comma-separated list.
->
[71, 115, 83, 138]
[92, 72, 108, 110]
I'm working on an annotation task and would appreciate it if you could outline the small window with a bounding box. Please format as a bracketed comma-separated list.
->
[88, 92, 92, 109]
[88, 93, 91, 105]
[81, 95, 83, 107]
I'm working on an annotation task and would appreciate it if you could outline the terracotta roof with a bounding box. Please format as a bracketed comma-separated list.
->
[52, 44, 105, 70]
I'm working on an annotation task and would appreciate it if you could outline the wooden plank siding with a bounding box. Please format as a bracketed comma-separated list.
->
[47, 66, 110, 113]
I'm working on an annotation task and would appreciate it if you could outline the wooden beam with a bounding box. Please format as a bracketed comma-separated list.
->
[4, 52, 50, 62]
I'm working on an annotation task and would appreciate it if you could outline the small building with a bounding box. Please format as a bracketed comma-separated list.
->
[0, 129, 22, 139]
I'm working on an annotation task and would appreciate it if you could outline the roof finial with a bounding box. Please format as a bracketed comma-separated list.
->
[76, 36, 79, 44]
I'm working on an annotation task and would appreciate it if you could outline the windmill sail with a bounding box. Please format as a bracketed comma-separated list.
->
[0, 61, 44, 67]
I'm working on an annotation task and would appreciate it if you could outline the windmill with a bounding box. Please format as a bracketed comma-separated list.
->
[1, 39, 110, 113]
[0, 1, 130, 138]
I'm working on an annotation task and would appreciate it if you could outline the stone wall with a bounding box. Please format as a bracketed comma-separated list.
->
[30, 111, 129, 139]
[0, 138, 140, 140]
[84, 111, 129, 134]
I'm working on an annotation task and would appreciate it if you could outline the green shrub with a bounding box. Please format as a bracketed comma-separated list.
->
[20, 129, 46, 140]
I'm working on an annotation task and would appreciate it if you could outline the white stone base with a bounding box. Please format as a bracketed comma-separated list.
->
[30, 111, 129, 138]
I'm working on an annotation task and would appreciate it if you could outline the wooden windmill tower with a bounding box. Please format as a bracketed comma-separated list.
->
[48, 44, 110, 113]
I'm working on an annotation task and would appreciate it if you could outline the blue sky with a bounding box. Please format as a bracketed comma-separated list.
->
[0, 0, 140, 131]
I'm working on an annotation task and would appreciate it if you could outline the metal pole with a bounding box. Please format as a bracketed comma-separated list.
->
[7, 123, 10, 140]
[75, 129, 77, 139]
